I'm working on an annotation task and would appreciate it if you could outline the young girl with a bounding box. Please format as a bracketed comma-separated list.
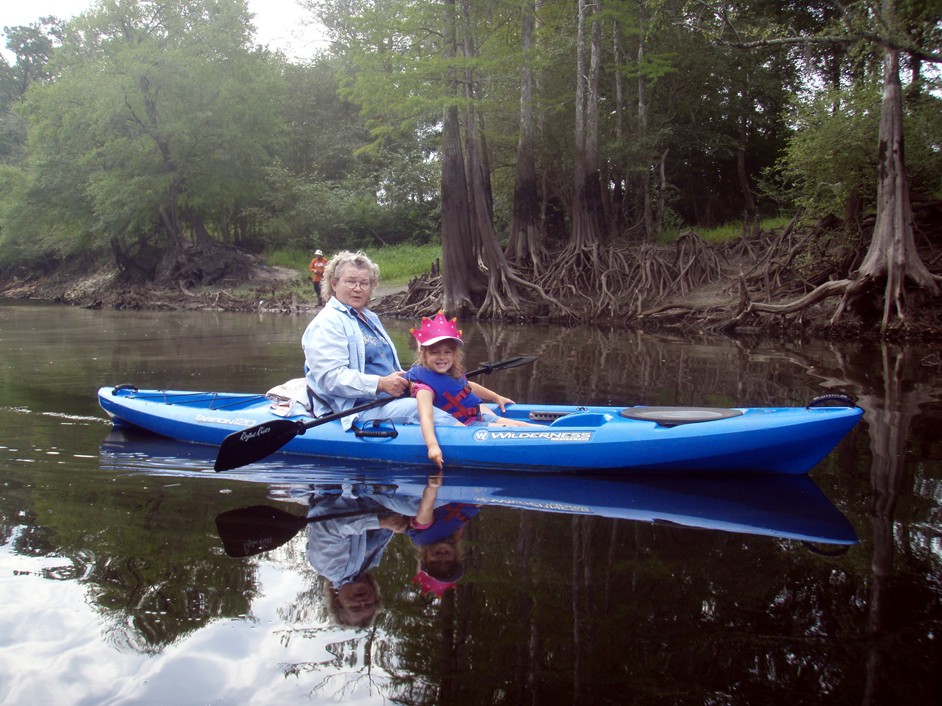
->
[404, 311, 537, 468]
[408, 501, 480, 598]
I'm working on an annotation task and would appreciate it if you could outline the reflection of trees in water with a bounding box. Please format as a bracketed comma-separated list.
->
[264, 337, 940, 703]
[470, 322, 863, 407]
[834, 344, 942, 705]
[93, 556, 254, 654]
[280, 625, 392, 702]
[16, 479, 264, 654]
[363, 506, 871, 703]
[24, 320, 936, 699]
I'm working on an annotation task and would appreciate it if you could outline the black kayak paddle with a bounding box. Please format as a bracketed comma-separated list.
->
[213, 354, 537, 472]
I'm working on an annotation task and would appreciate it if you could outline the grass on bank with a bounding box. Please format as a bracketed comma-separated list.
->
[267, 243, 442, 287]
[662, 215, 794, 243]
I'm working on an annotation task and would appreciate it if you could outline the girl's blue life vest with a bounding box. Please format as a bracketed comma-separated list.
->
[404, 365, 483, 424]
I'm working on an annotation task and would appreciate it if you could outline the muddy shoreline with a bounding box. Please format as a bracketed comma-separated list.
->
[2, 262, 940, 342]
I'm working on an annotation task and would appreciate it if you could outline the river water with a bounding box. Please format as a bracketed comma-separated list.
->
[0, 301, 939, 705]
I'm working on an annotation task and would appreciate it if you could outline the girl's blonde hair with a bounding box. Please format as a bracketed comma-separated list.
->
[415, 339, 466, 379]
[321, 250, 380, 302]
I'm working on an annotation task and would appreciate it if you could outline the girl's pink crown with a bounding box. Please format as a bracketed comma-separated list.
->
[410, 311, 463, 347]
[412, 570, 457, 597]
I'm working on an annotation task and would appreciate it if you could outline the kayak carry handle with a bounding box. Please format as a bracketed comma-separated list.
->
[807, 394, 856, 408]
[111, 384, 139, 395]
[353, 420, 399, 439]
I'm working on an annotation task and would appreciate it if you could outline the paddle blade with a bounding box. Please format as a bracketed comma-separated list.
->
[214, 418, 305, 472]
[215, 505, 307, 557]
[491, 354, 537, 370]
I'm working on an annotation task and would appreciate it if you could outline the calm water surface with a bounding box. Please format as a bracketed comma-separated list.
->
[0, 301, 939, 705]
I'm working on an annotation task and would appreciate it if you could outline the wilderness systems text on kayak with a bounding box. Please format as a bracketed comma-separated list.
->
[473, 430, 593, 442]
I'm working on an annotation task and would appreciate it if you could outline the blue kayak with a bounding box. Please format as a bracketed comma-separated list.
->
[97, 385, 862, 474]
[99, 430, 857, 546]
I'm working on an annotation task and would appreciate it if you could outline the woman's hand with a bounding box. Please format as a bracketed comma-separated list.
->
[378, 513, 409, 532]
[376, 371, 410, 397]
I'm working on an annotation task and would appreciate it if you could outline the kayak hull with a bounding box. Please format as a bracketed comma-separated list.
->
[97, 386, 863, 475]
[98, 431, 857, 545]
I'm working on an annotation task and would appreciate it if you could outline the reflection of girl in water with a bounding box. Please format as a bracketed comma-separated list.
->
[406, 501, 481, 597]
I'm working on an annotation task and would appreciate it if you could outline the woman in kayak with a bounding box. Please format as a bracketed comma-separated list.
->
[302, 251, 456, 431]
[405, 311, 539, 468]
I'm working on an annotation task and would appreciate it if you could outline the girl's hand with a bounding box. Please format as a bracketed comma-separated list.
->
[428, 444, 444, 470]
[427, 471, 443, 487]
[493, 394, 515, 412]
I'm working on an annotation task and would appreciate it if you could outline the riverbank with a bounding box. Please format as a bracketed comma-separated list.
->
[2, 255, 940, 341]
[0, 259, 409, 315]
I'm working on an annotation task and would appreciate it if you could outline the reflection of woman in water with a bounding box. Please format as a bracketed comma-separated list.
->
[305, 478, 442, 626]
[406, 501, 481, 597]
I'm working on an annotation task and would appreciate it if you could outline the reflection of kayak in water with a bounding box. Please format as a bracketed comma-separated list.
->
[98, 385, 862, 475]
[100, 431, 857, 546]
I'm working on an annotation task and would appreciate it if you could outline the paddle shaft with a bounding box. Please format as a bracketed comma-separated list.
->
[215, 505, 383, 557]
[214, 354, 537, 471]
[294, 356, 535, 434]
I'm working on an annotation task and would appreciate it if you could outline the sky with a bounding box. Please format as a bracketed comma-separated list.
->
[1, 0, 327, 62]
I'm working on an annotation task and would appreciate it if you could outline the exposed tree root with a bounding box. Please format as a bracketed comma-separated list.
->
[376, 212, 942, 339]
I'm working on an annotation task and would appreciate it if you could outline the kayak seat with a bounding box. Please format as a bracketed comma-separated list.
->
[620, 406, 743, 427]
[548, 412, 614, 428]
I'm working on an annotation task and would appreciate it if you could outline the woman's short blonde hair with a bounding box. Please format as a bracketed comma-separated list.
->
[322, 574, 383, 628]
[321, 250, 380, 302]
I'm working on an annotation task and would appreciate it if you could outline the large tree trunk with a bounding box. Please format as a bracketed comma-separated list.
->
[461, 0, 524, 317]
[507, 0, 542, 272]
[157, 191, 187, 247]
[440, 0, 478, 314]
[570, 0, 605, 250]
[736, 112, 759, 238]
[854, 36, 938, 329]
[610, 17, 626, 240]
[637, 1, 654, 241]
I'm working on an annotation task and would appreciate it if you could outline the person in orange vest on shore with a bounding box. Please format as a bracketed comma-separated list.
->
[309, 249, 328, 305]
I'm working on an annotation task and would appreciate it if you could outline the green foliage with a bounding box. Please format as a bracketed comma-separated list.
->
[772, 85, 881, 219]
[264, 247, 311, 271]
[903, 91, 942, 201]
[2, 0, 940, 278]
[0, 18, 61, 168]
[3, 0, 287, 267]
[772, 84, 942, 219]
[254, 167, 439, 253]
